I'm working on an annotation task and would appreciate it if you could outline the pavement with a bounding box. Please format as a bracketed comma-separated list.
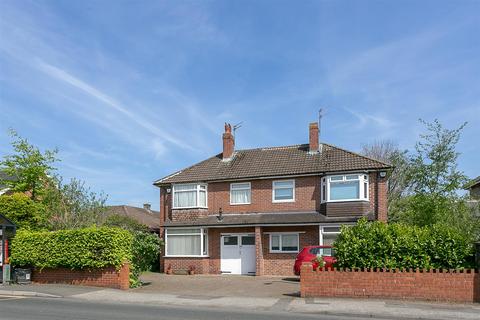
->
[1, 273, 479, 320]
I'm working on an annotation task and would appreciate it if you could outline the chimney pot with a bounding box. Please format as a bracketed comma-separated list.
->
[222, 123, 235, 160]
[309, 122, 319, 153]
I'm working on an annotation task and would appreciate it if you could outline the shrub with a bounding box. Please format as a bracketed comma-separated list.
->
[130, 231, 162, 287]
[334, 218, 474, 269]
[0, 193, 48, 229]
[10, 227, 133, 270]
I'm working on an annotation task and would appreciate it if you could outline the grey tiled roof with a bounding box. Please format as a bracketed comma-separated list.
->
[464, 176, 480, 189]
[106, 205, 160, 230]
[163, 211, 374, 227]
[155, 143, 391, 185]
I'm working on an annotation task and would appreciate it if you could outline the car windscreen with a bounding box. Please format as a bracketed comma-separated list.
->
[309, 247, 335, 256]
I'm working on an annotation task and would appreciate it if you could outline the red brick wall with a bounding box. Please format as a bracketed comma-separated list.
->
[369, 173, 388, 222]
[262, 226, 319, 276]
[163, 226, 317, 276]
[300, 264, 480, 303]
[161, 173, 387, 222]
[32, 263, 130, 290]
[208, 177, 320, 214]
[163, 257, 210, 274]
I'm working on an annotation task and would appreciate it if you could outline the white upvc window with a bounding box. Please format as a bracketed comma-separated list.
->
[321, 174, 369, 202]
[165, 228, 208, 257]
[269, 233, 299, 253]
[172, 183, 207, 209]
[230, 182, 251, 205]
[272, 180, 295, 202]
[319, 225, 342, 248]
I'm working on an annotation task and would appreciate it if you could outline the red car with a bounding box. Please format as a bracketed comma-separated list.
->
[293, 245, 336, 275]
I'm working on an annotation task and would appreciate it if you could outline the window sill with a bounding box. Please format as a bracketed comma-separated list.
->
[269, 251, 299, 254]
[229, 202, 251, 205]
[164, 255, 209, 258]
[172, 207, 209, 210]
[321, 199, 369, 203]
[272, 199, 295, 203]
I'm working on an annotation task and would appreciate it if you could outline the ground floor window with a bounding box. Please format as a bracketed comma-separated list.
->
[165, 228, 208, 257]
[319, 225, 342, 246]
[269, 233, 299, 253]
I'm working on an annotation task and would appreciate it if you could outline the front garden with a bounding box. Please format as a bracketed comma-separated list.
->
[0, 130, 161, 288]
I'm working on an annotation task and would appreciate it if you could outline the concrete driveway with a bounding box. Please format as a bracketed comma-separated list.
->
[136, 272, 300, 299]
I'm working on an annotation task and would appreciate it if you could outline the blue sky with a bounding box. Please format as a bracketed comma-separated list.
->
[1, 0, 479, 210]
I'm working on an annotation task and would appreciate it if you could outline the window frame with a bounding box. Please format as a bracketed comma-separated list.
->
[230, 182, 252, 205]
[172, 183, 208, 209]
[321, 174, 369, 203]
[164, 228, 209, 257]
[272, 179, 295, 203]
[269, 232, 300, 253]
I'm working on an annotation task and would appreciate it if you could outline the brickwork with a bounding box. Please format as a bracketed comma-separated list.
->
[208, 176, 321, 215]
[163, 174, 386, 221]
[255, 226, 264, 276]
[32, 263, 130, 290]
[163, 257, 210, 274]
[171, 208, 208, 222]
[163, 226, 317, 276]
[300, 263, 480, 303]
[262, 226, 318, 276]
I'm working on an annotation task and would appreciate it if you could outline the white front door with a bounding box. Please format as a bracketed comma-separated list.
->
[221, 234, 256, 275]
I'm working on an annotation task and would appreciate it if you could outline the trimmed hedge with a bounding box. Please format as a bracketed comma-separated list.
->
[334, 218, 474, 269]
[10, 227, 133, 270]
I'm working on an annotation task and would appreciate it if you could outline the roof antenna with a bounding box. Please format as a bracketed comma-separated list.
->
[318, 108, 324, 152]
[233, 122, 243, 138]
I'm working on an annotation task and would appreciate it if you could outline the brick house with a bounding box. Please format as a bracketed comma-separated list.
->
[154, 122, 391, 276]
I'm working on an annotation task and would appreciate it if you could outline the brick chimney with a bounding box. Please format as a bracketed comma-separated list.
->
[309, 122, 319, 153]
[222, 123, 235, 160]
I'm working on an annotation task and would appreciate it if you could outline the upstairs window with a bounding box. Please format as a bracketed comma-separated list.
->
[172, 184, 207, 209]
[321, 174, 368, 202]
[272, 180, 295, 202]
[230, 182, 251, 205]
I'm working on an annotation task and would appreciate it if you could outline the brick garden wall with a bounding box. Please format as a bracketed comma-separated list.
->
[300, 263, 480, 303]
[32, 263, 130, 290]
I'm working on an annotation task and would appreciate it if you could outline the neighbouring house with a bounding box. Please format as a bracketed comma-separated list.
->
[154, 122, 391, 276]
[106, 204, 160, 234]
[0, 172, 15, 196]
[464, 176, 480, 216]
[465, 176, 480, 200]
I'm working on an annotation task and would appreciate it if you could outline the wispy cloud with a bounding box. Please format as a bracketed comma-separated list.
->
[35, 60, 193, 151]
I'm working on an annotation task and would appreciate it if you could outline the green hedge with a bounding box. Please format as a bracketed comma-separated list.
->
[10, 227, 133, 270]
[334, 218, 474, 269]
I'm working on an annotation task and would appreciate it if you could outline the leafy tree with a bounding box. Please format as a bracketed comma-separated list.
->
[361, 140, 410, 219]
[408, 119, 468, 197]
[44, 177, 108, 230]
[395, 120, 479, 238]
[0, 193, 48, 229]
[104, 214, 150, 233]
[0, 130, 58, 200]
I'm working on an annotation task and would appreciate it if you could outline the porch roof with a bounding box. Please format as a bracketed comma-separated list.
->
[0, 213, 15, 228]
[163, 211, 374, 228]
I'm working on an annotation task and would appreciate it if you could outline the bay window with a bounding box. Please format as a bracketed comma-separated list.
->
[321, 174, 368, 202]
[172, 184, 207, 209]
[165, 228, 208, 256]
[230, 182, 251, 205]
